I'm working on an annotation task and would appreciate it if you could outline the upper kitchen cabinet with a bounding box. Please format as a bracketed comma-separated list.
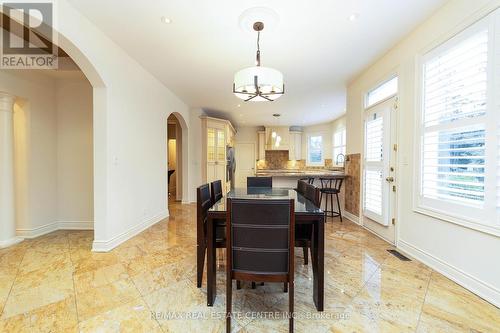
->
[289, 131, 302, 160]
[265, 126, 290, 151]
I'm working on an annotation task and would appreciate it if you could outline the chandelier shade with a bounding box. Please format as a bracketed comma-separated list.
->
[233, 21, 284, 102]
[233, 66, 284, 102]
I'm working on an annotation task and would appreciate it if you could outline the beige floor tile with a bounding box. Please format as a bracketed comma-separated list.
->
[29, 296, 79, 333]
[0, 202, 498, 332]
[0, 313, 31, 333]
[419, 272, 500, 333]
[73, 262, 129, 294]
[75, 277, 142, 321]
[79, 298, 162, 333]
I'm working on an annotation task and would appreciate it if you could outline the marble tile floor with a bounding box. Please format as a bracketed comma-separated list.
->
[0, 202, 499, 332]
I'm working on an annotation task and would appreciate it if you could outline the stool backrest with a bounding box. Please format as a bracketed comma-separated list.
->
[319, 177, 343, 191]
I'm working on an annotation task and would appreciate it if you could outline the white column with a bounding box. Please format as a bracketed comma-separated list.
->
[0, 92, 22, 248]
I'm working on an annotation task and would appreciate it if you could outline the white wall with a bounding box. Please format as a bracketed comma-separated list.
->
[346, 0, 500, 306]
[234, 126, 260, 157]
[1, 70, 94, 235]
[1, 70, 57, 235]
[188, 108, 204, 203]
[45, 0, 191, 251]
[56, 77, 93, 225]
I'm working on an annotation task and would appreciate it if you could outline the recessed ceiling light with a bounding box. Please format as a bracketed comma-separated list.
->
[161, 16, 172, 24]
[349, 13, 360, 22]
[237, 104, 241, 108]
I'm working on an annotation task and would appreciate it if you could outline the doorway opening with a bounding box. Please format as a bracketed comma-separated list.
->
[167, 114, 183, 202]
[362, 96, 398, 244]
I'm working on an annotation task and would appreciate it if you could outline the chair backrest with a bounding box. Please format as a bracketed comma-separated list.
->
[299, 177, 314, 184]
[319, 177, 343, 191]
[247, 176, 272, 188]
[304, 183, 321, 207]
[197, 184, 212, 235]
[297, 179, 308, 195]
[210, 180, 223, 204]
[226, 198, 294, 275]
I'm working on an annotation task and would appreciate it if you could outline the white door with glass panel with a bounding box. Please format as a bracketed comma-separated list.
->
[363, 97, 397, 244]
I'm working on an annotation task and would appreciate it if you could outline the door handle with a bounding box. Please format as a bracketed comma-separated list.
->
[386, 176, 394, 183]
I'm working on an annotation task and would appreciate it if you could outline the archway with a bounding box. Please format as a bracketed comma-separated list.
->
[167, 112, 189, 209]
[0, 8, 107, 247]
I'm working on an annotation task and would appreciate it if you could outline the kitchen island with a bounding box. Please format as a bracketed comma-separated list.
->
[255, 169, 345, 188]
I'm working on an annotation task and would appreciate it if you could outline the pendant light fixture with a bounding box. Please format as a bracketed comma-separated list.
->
[233, 22, 284, 102]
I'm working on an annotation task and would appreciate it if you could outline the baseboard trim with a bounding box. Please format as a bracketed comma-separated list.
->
[92, 210, 169, 252]
[16, 222, 59, 238]
[58, 221, 94, 230]
[0, 237, 24, 248]
[398, 239, 500, 308]
[343, 211, 360, 224]
[16, 220, 94, 239]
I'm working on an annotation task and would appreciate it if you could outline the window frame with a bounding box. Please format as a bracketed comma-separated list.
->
[332, 127, 347, 166]
[306, 133, 325, 166]
[365, 76, 399, 109]
[413, 10, 500, 237]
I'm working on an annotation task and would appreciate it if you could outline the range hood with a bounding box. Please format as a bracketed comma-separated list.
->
[265, 126, 290, 151]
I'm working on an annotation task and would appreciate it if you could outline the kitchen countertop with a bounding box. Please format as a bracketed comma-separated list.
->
[256, 169, 346, 177]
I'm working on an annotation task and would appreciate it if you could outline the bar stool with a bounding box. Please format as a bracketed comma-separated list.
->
[319, 177, 343, 222]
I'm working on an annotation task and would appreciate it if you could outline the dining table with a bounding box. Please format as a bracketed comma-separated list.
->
[206, 187, 325, 311]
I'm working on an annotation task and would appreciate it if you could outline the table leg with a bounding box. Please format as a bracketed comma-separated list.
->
[312, 215, 325, 311]
[207, 216, 216, 306]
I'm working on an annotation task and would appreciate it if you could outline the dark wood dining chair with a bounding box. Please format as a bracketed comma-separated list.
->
[196, 184, 226, 288]
[247, 176, 272, 188]
[296, 179, 307, 195]
[299, 177, 315, 185]
[210, 180, 223, 204]
[295, 182, 320, 265]
[226, 198, 295, 333]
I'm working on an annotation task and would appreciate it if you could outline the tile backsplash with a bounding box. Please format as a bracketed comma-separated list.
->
[257, 150, 334, 170]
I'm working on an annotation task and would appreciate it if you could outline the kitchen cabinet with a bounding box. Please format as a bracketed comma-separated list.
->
[201, 116, 236, 193]
[289, 131, 302, 160]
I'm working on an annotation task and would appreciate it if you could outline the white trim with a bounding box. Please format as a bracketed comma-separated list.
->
[57, 221, 94, 230]
[16, 222, 59, 238]
[343, 211, 360, 224]
[92, 209, 169, 252]
[360, 222, 395, 245]
[413, 206, 500, 238]
[16, 220, 95, 239]
[398, 239, 500, 308]
[0, 237, 23, 248]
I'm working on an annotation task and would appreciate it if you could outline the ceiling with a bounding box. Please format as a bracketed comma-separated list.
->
[67, 0, 447, 127]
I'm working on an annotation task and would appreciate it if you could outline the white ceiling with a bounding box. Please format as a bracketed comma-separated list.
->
[67, 0, 446, 127]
